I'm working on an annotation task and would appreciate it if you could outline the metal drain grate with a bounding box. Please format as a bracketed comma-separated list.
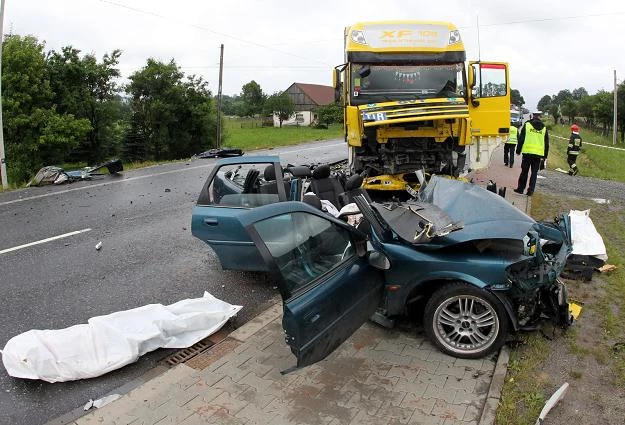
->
[162, 338, 214, 366]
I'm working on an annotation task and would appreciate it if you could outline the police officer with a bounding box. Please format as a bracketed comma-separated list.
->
[504, 122, 518, 168]
[514, 111, 549, 196]
[567, 124, 583, 176]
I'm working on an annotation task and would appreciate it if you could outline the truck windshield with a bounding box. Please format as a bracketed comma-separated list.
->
[350, 63, 465, 105]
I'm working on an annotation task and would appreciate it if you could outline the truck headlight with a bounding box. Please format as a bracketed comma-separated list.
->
[448, 30, 461, 45]
[351, 30, 367, 45]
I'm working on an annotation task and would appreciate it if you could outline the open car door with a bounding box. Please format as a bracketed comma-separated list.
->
[191, 156, 288, 272]
[468, 62, 511, 137]
[240, 202, 385, 370]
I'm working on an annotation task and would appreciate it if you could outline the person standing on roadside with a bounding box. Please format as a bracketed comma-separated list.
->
[513, 111, 549, 196]
[567, 124, 583, 176]
[504, 121, 518, 168]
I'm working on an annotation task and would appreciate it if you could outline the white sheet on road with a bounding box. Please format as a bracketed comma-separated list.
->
[1, 292, 242, 383]
[569, 209, 608, 261]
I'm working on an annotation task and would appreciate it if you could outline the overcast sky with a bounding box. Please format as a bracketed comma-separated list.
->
[5, 0, 624, 109]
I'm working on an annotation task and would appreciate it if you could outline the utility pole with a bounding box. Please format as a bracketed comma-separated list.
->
[0, 0, 8, 189]
[216, 44, 224, 149]
[614, 70, 618, 146]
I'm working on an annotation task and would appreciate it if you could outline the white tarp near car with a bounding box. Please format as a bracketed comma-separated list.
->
[569, 209, 608, 261]
[0, 292, 241, 383]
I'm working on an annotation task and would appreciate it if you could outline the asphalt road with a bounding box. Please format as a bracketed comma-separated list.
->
[0, 139, 345, 425]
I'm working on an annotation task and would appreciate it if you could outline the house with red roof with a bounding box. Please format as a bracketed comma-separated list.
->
[274, 83, 335, 127]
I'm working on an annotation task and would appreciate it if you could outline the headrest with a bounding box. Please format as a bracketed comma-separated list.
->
[286, 165, 311, 178]
[312, 164, 331, 179]
[264, 165, 277, 181]
[345, 174, 364, 190]
[302, 193, 322, 210]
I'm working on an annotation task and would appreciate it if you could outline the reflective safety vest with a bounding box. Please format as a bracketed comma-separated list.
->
[568, 134, 582, 155]
[521, 122, 546, 156]
[506, 126, 518, 144]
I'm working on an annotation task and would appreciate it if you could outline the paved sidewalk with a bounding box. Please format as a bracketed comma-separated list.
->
[72, 302, 504, 425]
[66, 143, 531, 425]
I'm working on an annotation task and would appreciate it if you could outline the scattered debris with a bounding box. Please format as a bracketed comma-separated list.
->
[591, 198, 610, 204]
[535, 382, 569, 425]
[597, 264, 617, 273]
[164, 188, 171, 192]
[555, 167, 569, 174]
[95, 242, 103, 251]
[192, 147, 243, 159]
[27, 159, 123, 187]
[83, 394, 121, 410]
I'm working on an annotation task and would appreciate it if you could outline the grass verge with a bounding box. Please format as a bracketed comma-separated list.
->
[545, 123, 625, 182]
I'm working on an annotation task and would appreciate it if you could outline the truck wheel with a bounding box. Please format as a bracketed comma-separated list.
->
[424, 282, 508, 358]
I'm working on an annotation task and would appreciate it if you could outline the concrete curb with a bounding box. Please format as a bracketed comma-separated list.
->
[478, 345, 511, 425]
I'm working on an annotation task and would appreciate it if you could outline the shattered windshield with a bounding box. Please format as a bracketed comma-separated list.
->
[350, 63, 465, 105]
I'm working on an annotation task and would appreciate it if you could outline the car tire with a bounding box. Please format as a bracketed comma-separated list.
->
[424, 282, 508, 359]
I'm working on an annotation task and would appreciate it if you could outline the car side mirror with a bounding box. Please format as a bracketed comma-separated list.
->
[367, 251, 391, 270]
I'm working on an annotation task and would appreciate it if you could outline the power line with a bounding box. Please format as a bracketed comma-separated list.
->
[97, 0, 332, 66]
[460, 11, 625, 29]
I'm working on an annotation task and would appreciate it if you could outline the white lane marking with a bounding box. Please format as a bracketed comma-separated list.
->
[0, 142, 345, 207]
[552, 135, 625, 151]
[0, 228, 92, 255]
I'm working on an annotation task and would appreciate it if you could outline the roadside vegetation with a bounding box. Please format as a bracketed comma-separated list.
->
[0, 34, 344, 190]
[545, 122, 625, 182]
[223, 118, 343, 151]
[496, 141, 625, 423]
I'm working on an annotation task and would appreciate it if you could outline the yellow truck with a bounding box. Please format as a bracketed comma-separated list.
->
[332, 21, 511, 192]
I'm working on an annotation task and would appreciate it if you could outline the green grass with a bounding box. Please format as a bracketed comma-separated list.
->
[222, 117, 343, 151]
[545, 123, 625, 182]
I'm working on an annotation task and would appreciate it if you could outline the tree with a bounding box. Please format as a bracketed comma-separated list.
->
[124, 59, 217, 160]
[316, 102, 343, 126]
[46, 47, 125, 163]
[2, 35, 90, 183]
[554, 89, 573, 106]
[560, 99, 578, 124]
[592, 90, 613, 134]
[537, 95, 552, 112]
[572, 87, 589, 101]
[510, 89, 525, 107]
[263, 92, 295, 127]
[577, 95, 595, 127]
[548, 103, 560, 124]
[240, 80, 266, 117]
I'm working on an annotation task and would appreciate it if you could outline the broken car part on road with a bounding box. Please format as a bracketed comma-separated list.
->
[27, 158, 124, 187]
[191, 155, 577, 367]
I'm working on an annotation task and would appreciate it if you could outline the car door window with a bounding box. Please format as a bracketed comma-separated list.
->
[253, 212, 355, 297]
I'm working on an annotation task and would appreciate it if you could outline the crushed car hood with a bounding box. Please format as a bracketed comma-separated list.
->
[372, 176, 537, 247]
[419, 176, 536, 245]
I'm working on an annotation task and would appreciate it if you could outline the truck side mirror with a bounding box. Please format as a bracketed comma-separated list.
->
[333, 68, 341, 102]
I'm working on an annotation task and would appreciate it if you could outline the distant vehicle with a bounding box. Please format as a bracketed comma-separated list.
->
[511, 110, 522, 125]
[191, 155, 575, 364]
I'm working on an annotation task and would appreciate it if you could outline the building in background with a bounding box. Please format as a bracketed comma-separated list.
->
[275, 83, 334, 127]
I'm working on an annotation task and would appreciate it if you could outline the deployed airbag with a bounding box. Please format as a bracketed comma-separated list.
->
[1, 292, 241, 383]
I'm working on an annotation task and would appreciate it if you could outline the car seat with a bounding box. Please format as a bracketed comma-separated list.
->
[308, 164, 344, 208]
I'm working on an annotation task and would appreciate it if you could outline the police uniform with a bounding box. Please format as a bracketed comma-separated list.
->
[567, 125, 582, 176]
[504, 124, 518, 168]
[514, 114, 549, 196]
